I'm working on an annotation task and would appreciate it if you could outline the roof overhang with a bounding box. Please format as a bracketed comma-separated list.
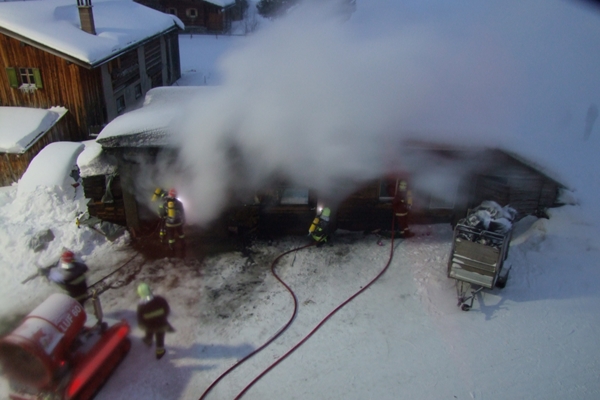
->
[0, 25, 180, 69]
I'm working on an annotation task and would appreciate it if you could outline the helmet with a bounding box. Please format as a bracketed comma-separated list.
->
[61, 251, 74, 264]
[321, 208, 331, 218]
[168, 188, 177, 198]
[137, 283, 152, 298]
[154, 187, 163, 195]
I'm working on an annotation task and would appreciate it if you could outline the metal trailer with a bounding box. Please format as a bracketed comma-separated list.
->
[447, 223, 512, 311]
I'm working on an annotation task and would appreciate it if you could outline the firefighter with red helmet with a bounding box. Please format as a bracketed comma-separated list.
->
[158, 188, 186, 253]
[137, 283, 174, 360]
[44, 250, 89, 305]
[392, 179, 414, 238]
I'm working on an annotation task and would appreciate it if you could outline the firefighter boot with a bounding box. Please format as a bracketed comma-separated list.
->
[156, 347, 166, 360]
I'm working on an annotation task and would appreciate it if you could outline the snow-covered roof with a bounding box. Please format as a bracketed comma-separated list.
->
[0, 0, 184, 68]
[0, 107, 68, 154]
[77, 140, 118, 177]
[17, 141, 84, 195]
[96, 86, 217, 148]
[204, 0, 237, 7]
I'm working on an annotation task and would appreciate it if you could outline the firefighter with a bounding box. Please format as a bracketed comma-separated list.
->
[151, 187, 167, 242]
[136, 283, 174, 360]
[158, 188, 185, 253]
[308, 207, 331, 246]
[43, 250, 89, 306]
[392, 179, 414, 238]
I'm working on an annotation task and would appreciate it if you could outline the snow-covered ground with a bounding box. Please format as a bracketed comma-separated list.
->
[2, 1, 600, 399]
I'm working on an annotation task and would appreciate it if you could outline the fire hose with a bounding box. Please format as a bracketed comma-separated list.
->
[199, 217, 399, 400]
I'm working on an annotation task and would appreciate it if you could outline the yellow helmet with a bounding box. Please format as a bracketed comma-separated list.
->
[137, 283, 152, 298]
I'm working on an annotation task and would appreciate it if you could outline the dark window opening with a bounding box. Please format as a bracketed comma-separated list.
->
[135, 84, 142, 99]
[116, 95, 126, 114]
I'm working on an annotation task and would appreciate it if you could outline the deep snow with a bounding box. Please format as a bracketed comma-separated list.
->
[2, 1, 600, 399]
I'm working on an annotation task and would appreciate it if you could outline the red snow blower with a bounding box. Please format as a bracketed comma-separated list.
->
[0, 293, 130, 400]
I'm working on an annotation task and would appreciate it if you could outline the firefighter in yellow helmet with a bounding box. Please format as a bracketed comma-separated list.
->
[151, 187, 167, 242]
[392, 179, 414, 238]
[136, 283, 174, 360]
[308, 207, 331, 247]
[158, 189, 186, 255]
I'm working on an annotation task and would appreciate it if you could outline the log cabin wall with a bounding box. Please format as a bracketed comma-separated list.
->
[0, 118, 71, 186]
[471, 150, 561, 218]
[0, 33, 105, 140]
[82, 174, 127, 226]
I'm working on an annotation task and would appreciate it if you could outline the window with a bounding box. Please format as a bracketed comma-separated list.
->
[166, 8, 177, 15]
[379, 178, 398, 200]
[19, 68, 35, 85]
[5, 67, 43, 91]
[186, 8, 198, 18]
[116, 95, 125, 114]
[134, 84, 142, 99]
[428, 175, 459, 209]
[280, 188, 309, 205]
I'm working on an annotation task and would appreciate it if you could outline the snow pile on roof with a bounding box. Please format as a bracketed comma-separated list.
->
[0, 107, 68, 154]
[96, 86, 218, 148]
[77, 140, 117, 177]
[17, 141, 84, 196]
[0, 0, 183, 67]
[204, 0, 236, 7]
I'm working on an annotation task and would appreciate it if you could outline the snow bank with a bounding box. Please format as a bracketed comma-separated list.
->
[17, 141, 84, 196]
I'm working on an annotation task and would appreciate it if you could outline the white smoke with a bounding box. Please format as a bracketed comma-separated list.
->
[167, 0, 600, 225]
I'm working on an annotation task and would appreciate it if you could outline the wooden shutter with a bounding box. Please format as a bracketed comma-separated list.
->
[6, 67, 18, 88]
[32, 68, 43, 89]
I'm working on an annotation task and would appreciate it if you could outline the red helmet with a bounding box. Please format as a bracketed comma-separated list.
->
[61, 250, 74, 264]
[168, 188, 177, 198]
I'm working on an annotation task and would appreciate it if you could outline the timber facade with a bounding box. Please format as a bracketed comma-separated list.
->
[82, 144, 565, 241]
[136, 0, 244, 33]
[0, 30, 181, 139]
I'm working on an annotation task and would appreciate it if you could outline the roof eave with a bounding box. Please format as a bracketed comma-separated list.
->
[0, 24, 180, 70]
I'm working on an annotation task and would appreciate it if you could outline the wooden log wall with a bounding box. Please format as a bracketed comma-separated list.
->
[477, 151, 561, 218]
[0, 33, 106, 140]
[82, 174, 126, 226]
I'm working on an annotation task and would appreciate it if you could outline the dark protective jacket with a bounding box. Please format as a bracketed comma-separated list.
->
[392, 188, 412, 216]
[310, 217, 329, 242]
[137, 295, 173, 333]
[48, 262, 89, 301]
[159, 197, 185, 227]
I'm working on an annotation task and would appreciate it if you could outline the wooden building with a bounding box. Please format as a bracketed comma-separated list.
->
[84, 87, 566, 240]
[0, 0, 182, 150]
[0, 107, 70, 186]
[136, 0, 244, 33]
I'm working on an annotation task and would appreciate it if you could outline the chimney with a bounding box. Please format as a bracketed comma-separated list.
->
[77, 0, 97, 35]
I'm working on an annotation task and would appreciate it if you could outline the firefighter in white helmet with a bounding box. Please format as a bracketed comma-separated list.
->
[308, 207, 332, 247]
[158, 188, 186, 254]
[44, 250, 89, 305]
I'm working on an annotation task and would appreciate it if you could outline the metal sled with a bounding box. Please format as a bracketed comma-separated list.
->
[447, 223, 512, 311]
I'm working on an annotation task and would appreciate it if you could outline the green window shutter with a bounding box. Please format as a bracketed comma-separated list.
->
[6, 67, 18, 88]
[32, 68, 43, 89]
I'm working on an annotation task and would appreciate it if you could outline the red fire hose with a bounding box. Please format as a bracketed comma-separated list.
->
[199, 218, 398, 400]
